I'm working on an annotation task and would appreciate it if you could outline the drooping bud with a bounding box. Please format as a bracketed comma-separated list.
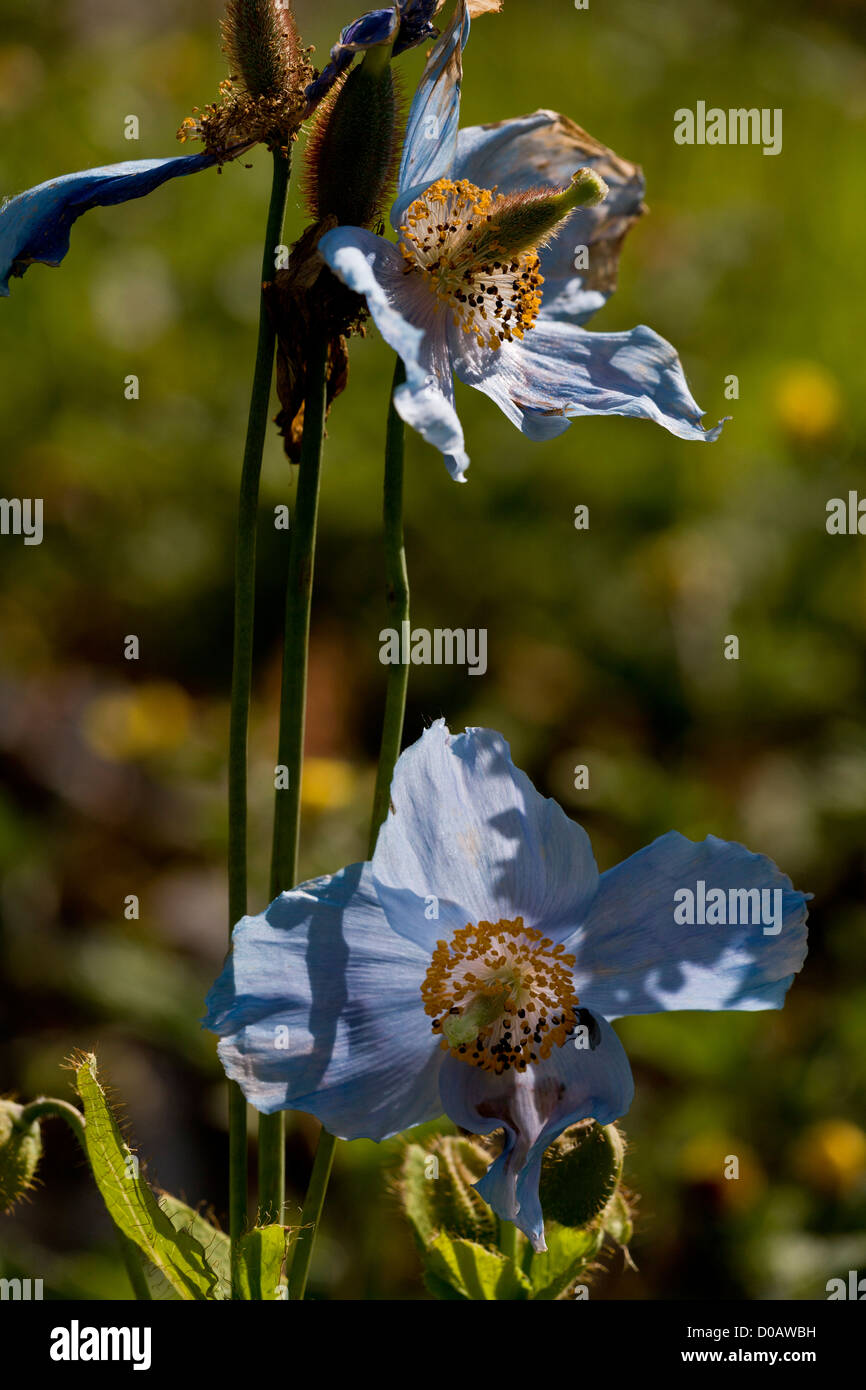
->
[304, 45, 402, 228]
[469, 168, 609, 267]
[538, 1120, 624, 1228]
[0, 1100, 43, 1212]
[399, 1134, 498, 1246]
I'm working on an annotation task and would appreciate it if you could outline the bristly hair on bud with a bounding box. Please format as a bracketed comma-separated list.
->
[178, 1, 313, 161]
[303, 49, 405, 229]
[0, 1100, 42, 1212]
[221, 0, 301, 101]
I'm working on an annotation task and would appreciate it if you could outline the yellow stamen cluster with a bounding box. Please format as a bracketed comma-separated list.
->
[421, 917, 581, 1074]
[399, 178, 545, 351]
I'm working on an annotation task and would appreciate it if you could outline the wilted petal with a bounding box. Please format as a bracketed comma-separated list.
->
[0, 155, 215, 295]
[394, 0, 471, 218]
[565, 831, 810, 1020]
[204, 862, 443, 1138]
[454, 109, 646, 326]
[303, 9, 401, 109]
[439, 1011, 634, 1249]
[393, 0, 440, 55]
[451, 317, 727, 443]
[371, 720, 599, 952]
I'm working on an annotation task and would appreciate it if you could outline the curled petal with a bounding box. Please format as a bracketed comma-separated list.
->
[453, 109, 646, 326]
[371, 720, 599, 952]
[0, 155, 215, 295]
[450, 317, 727, 443]
[565, 831, 810, 1019]
[204, 862, 443, 1138]
[303, 9, 401, 110]
[439, 1011, 634, 1249]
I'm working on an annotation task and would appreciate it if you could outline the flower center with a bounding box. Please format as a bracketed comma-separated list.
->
[421, 917, 581, 1073]
[398, 178, 545, 352]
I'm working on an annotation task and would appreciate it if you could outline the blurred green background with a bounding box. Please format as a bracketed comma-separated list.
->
[1, 0, 865, 1300]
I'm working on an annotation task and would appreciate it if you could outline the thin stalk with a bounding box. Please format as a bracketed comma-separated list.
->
[498, 1217, 518, 1263]
[367, 357, 410, 858]
[258, 330, 329, 1224]
[228, 149, 290, 1284]
[287, 355, 409, 1301]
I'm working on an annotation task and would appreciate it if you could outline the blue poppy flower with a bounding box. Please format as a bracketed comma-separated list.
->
[318, 0, 726, 480]
[304, 1, 442, 110]
[204, 720, 809, 1250]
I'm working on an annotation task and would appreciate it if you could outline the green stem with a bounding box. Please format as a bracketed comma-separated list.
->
[287, 356, 409, 1301]
[228, 149, 290, 1284]
[498, 1218, 518, 1263]
[286, 1130, 337, 1301]
[367, 357, 409, 858]
[18, 1097, 87, 1149]
[258, 329, 329, 1225]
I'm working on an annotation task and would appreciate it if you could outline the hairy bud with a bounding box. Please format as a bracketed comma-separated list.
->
[0, 1100, 42, 1212]
[539, 1120, 624, 1228]
[304, 47, 402, 229]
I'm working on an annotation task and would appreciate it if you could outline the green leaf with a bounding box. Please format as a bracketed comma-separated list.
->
[529, 1223, 603, 1300]
[235, 1225, 292, 1301]
[424, 1233, 532, 1301]
[144, 1196, 232, 1301]
[72, 1051, 220, 1301]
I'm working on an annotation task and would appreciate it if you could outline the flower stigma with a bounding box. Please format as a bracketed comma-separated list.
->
[421, 917, 581, 1073]
[398, 169, 608, 351]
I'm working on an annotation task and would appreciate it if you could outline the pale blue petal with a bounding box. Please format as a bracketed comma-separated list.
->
[393, 0, 471, 222]
[439, 1011, 634, 1250]
[393, 376, 469, 480]
[318, 226, 428, 390]
[371, 720, 599, 953]
[453, 109, 646, 326]
[0, 155, 215, 296]
[565, 831, 809, 1020]
[319, 224, 469, 476]
[204, 862, 443, 1138]
[450, 318, 727, 442]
